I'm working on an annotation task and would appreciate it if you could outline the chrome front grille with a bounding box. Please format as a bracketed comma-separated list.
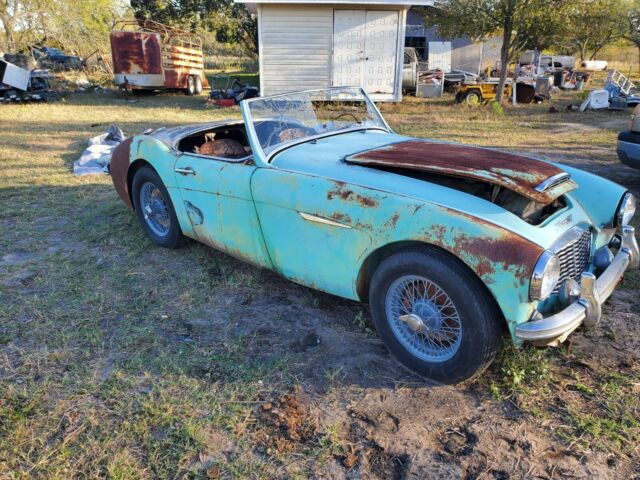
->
[554, 229, 592, 292]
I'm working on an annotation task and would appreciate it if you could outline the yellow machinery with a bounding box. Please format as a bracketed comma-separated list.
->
[455, 80, 536, 105]
[455, 82, 512, 105]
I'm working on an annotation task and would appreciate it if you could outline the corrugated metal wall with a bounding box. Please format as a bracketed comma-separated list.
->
[405, 9, 502, 73]
[260, 4, 333, 95]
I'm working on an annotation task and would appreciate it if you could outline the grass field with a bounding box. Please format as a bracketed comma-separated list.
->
[1, 84, 639, 479]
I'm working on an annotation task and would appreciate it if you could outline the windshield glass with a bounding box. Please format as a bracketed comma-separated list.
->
[245, 87, 388, 158]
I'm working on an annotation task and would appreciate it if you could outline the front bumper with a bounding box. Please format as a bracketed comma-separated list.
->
[515, 226, 639, 342]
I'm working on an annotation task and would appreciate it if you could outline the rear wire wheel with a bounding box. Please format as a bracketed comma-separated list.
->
[369, 247, 502, 384]
[132, 166, 185, 249]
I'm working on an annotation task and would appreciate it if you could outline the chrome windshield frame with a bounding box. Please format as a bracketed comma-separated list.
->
[240, 87, 393, 167]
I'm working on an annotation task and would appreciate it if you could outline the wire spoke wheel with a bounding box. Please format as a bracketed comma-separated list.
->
[140, 182, 170, 237]
[385, 275, 462, 363]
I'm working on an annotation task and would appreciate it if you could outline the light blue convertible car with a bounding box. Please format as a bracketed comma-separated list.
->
[111, 87, 638, 384]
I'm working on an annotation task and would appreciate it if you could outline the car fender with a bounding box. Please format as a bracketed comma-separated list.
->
[334, 183, 544, 337]
[558, 163, 626, 229]
[110, 135, 194, 236]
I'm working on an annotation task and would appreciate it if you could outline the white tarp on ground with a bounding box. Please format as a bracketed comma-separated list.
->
[73, 126, 125, 175]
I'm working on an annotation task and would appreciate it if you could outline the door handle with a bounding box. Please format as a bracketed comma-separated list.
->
[175, 167, 196, 176]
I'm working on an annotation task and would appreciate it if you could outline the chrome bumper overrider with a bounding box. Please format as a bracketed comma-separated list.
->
[516, 226, 639, 342]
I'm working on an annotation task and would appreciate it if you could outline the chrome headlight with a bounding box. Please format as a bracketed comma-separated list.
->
[530, 250, 561, 300]
[617, 192, 636, 227]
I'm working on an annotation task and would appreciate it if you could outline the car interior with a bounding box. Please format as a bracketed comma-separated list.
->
[176, 123, 252, 160]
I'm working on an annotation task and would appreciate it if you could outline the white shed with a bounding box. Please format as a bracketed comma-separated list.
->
[236, 0, 433, 101]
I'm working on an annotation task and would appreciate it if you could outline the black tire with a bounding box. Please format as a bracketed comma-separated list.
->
[463, 91, 482, 106]
[185, 76, 196, 96]
[369, 246, 502, 384]
[194, 75, 203, 95]
[131, 166, 185, 249]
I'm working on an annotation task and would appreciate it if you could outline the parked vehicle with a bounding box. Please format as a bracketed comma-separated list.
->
[519, 50, 575, 72]
[402, 47, 422, 92]
[110, 87, 638, 384]
[617, 104, 640, 170]
[110, 19, 209, 95]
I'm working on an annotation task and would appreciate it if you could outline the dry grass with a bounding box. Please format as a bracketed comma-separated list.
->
[1, 82, 640, 478]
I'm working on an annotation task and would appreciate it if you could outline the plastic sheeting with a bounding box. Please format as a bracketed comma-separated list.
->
[73, 126, 125, 175]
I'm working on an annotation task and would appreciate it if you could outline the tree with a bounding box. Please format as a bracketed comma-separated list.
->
[624, 0, 640, 72]
[426, 0, 568, 103]
[560, 0, 627, 61]
[129, 0, 257, 53]
[1, 0, 126, 53]
[0, 0, 18, 49]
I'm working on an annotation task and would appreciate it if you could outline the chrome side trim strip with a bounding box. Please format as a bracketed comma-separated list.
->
[535, 172, 571, 192]
[298, 212, 352, 229]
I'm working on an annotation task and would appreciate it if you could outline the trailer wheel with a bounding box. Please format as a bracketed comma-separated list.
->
[186, 76, 196, 96]
[194, 76, 203, 95]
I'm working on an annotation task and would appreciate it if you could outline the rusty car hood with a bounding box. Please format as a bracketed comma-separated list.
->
[345, 140, 577, 205]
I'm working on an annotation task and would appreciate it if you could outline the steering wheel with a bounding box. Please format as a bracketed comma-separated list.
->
[332, 112, 361, 123]
[264, 124, 315, 148]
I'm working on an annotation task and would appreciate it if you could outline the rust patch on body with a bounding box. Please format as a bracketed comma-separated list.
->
[331, 212, 352, 224]
[110, 138, 134, 209]
[346, 140, 574, 204]
[327, 183, 379, 208]
[451, 227, 543, 284]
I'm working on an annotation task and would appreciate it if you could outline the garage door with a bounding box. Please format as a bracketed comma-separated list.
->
[332, 10, 399, 95]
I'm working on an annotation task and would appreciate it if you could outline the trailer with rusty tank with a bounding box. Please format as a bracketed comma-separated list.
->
[109, 20, 209, 95]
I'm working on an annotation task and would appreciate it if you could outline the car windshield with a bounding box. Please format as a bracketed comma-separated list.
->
[244, 87, 388, 158]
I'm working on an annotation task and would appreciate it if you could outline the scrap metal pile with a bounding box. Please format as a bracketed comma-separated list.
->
[578, 70, 639, 111]
[208, 77, 259, 107]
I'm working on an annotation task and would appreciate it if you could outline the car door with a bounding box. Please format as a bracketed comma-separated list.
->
[173, 153, 272, 269]
[250, 167, 374, 300]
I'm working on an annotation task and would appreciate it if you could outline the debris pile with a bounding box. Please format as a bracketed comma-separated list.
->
[73, 126, 126, 175]
[208, 77, 259, 107]
[0, 57, 59, 103]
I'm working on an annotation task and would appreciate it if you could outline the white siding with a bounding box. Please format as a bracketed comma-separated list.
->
[260, 4, 333, 95]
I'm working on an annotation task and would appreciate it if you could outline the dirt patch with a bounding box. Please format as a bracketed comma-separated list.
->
[254, 392, 319, 455]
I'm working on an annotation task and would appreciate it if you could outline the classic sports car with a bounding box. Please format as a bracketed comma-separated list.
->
[110, 87, 638, 384]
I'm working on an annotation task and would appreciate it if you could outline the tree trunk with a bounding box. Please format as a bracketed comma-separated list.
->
[577, 41, 587, 62]
[496, 12, 514, 104]
[0, 13, 15, 50]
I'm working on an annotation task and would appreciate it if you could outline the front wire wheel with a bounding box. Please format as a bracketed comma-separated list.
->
[386, 275, 463, 363]
[370, 247, 502, 384]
